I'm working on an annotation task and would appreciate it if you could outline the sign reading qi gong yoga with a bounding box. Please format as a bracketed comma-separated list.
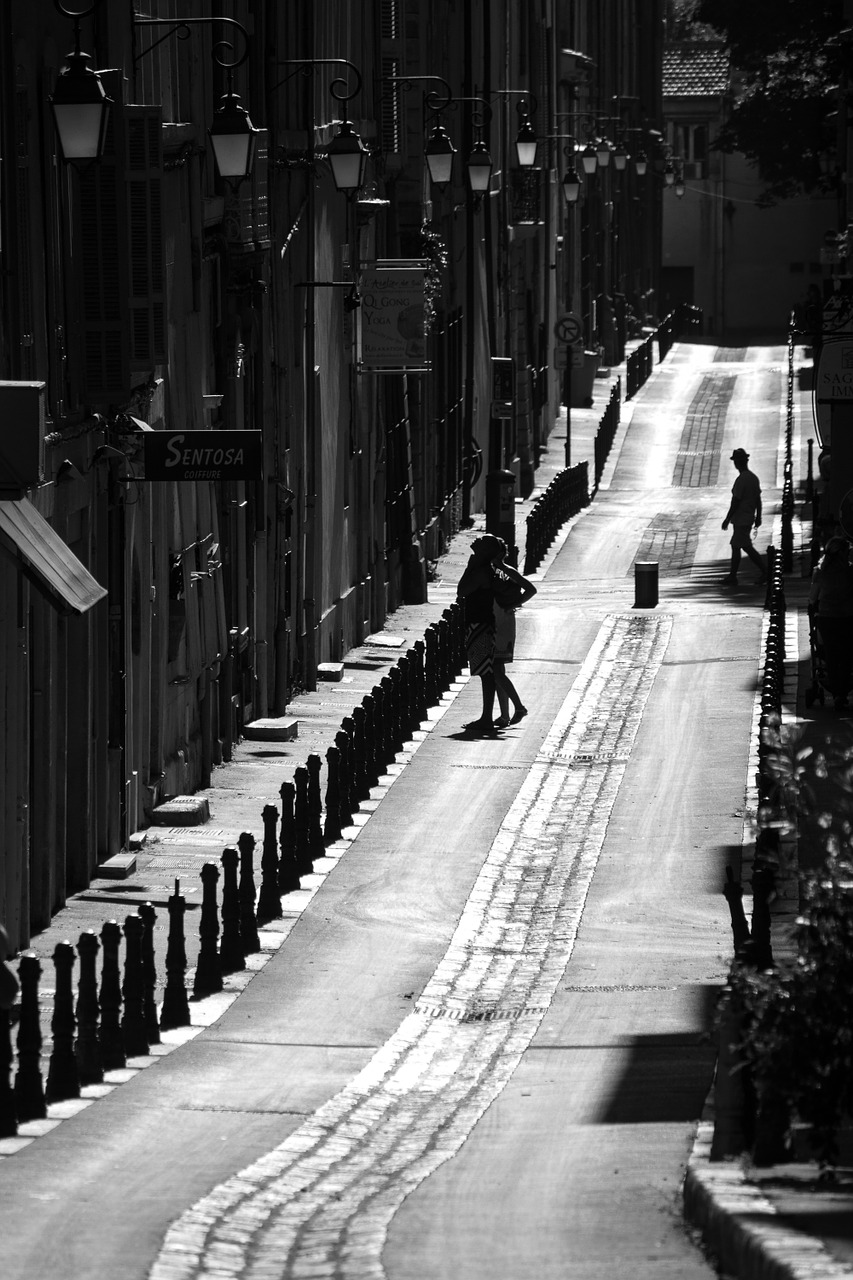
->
[360, 265, 428, 370]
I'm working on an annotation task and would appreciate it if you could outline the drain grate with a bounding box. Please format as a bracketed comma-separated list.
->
[562, 983, 678, 993]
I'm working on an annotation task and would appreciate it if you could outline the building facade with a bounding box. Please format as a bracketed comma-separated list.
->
[0, 0, 663, 951]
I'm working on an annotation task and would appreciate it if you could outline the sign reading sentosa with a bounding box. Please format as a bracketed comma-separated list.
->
[143, 431, 263, 482]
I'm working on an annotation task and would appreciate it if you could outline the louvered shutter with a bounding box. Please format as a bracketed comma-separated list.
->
[380, 0, 404, 160]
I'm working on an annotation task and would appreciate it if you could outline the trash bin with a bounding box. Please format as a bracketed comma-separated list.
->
[634, 561, 658, 608]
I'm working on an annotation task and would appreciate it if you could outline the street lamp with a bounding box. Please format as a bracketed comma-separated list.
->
[674, 169, 686, 199]
[515, 115, 538, 168]
[596, 137, 612, 168]
[275, 59, 367, 195]
[562, 166, 582, 204]
[424, 121, 456, 188]
[581, 143, 598, 175]
[466, 138, 493, 194]
[132, 14, 257, 184]
[635, 151, 648, 176]
[49, 1, 112, 163]
[613, 143, 628, 172]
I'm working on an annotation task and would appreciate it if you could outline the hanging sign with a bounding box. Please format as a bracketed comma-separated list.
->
[143, 430, 263, 482]
[360, 265, 428, 370]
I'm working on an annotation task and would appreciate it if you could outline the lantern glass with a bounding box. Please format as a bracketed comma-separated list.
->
[581, 144, 597, 175]
[562, 169, 581, 204]
[515, 120, 538, 168]
[596, 139, 611, 167]
[209, 92, 256, 180]
[635, 151, 648, 176]
[327, 121, 368, 192]
[664, 161, 675, 186]
[613, 145, 628, 171]
[50, 51, 112, 161]
[466, 140, 493, 193]
[425, 124, 455, 188]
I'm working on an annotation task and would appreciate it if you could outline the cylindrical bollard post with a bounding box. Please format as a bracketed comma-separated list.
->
[46, 941, 80, 1103]
[257, 806, 283, 923]
[339, 719, 357, 819]
[333, 733, 353, 828]
[0, 1005, 15, 1136]
[99, 921, 126, 1069]
[137, 903, 161, 1046]
[219, 847, 245, 974]
[194, 863, 223, 997]
[324, 746, 344, 844]
[306, 754, 325, 854]
[15, 953, 46, 1121]
[121, 915, 150, 1058]
[362, 694, 380, 789]
[238, 832, 261, 955]
[350, 705, 369, 802]
[75, 930, 104, 1085]
[160, 878, 191, 1029]
[294, 766, 315, 874]
[634, 561, 659, 609]
[278, 783, 301, 893]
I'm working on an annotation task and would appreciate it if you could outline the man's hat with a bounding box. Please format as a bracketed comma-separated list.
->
[730, 448, 749, 462]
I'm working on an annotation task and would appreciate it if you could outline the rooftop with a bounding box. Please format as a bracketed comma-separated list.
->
[663, 41, 729, 98]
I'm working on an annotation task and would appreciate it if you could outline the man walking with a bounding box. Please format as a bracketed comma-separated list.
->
[721, 447, 767, 585]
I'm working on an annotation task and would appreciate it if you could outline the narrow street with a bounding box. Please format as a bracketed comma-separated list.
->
[1, 341, 789, 1278]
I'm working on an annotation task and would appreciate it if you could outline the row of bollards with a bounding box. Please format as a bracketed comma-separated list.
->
[523, 462, 590, 576]
[0, 603, 467, 1140]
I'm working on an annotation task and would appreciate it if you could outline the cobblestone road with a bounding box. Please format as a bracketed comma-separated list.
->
[149, 613, 672, 1280]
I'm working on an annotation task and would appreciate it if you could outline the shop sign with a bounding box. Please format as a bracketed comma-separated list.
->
[360, 265, 428, 369]
[144, 430, 263, 481]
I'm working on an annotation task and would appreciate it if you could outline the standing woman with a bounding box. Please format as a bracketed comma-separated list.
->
[456, 535, 504, 735]
[492, 544, 537, 726]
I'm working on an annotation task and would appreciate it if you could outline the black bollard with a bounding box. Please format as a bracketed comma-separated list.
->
[46, 941, 80, 1103]
[15, 953, 46, 1121]
[160, 878, 191, 1029]
[350, 705, 369, 802]
[412, 639, 428, 721]
[193, 863, 223, 997]
[333, 733, 353, 828]
[306, 754, 325, 855]
[99, 921, 126, 1070]
[137, 903, 161, 1046]
[294, 766, 315, 875]
[0, 1005, 15, 1136]
[278, 783, 301, 893]
[324, 746, 344, 844]
[257, 806, 283, 923]
[380, 675, 397, 764]
[219, 847, 245, 974]
[339, 719, 358, 820]
[75, 931, 104, 1085]
[238, 833, 261, 955]
[362, 694, 380, 789]
[121, 914, 150, 1058]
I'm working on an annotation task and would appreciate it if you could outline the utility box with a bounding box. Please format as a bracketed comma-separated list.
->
[486, 468, 517, 556]
[0, 381, 45, 498]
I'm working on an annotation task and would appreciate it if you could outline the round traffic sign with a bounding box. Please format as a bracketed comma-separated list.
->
[555, 312, 582, 345]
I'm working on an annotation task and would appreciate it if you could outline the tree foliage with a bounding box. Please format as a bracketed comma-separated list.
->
[692, 0, 845, 204]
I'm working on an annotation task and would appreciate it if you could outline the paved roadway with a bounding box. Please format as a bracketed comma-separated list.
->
[0, 341, 789, 1279]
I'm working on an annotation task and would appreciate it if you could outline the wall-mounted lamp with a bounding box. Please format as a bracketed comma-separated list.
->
[581, 143, 598, 175]
[424, 120, 456, 188]
[466, 138, 493, 194]
[132, 13, 257, 184]
[613, 143, 628, 172]
[664, 158, 676, 186]
[635, 151, 648, 176]
[515, 114, 538, 168]
[674, 170, 686, 199]
[276, 59, 366, 195]
[50, 1, 113, 163]
[596, 137, 612, 168]
[562, 166, 582, 204]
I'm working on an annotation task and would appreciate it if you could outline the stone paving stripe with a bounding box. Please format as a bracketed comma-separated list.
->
[149, 612, 672, 1280]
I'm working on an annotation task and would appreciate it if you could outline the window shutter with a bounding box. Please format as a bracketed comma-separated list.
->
[125, 106, 166, 369]
[252, 129, 270, 247]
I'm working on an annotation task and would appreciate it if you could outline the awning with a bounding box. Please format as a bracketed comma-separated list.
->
[0, 498, 108, 615]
